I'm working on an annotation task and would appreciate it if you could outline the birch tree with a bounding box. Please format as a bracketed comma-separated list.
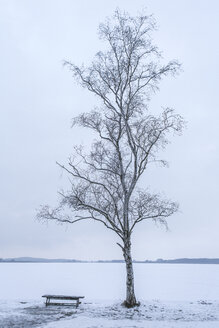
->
[38, 10, 184, 307]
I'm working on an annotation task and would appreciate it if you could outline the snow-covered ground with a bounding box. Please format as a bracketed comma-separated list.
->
[0, 263, 219, 327]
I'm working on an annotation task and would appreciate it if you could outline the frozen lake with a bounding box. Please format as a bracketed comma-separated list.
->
[1, 262, 219, 301]
[1, 263, 219, 327]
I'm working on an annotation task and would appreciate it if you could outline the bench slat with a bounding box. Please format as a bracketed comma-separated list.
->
[42, 295, 84, 300]
[46, 302, 81, 306]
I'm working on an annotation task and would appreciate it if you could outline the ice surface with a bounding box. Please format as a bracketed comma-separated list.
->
[0, 263, 219, 327]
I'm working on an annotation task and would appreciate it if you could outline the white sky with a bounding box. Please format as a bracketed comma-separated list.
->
[1, 0, 219, 260]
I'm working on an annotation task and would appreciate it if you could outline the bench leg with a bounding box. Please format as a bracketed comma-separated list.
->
[46, 298, 50, 306]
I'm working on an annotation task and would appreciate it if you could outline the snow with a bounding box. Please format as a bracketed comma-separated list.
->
[0, 263, 219, 327]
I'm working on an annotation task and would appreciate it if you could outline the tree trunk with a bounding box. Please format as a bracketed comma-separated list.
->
[123, 238, 138, 307]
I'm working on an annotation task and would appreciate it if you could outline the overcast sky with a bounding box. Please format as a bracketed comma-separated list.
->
[1, 0, 219, 260]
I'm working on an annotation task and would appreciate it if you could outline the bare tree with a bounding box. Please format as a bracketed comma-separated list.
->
[38, 10, 184, 307]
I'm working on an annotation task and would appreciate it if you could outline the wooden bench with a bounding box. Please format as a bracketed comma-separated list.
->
[42, 295, 84, 308]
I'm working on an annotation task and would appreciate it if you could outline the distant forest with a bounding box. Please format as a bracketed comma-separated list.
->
[1, 257, 219, 264]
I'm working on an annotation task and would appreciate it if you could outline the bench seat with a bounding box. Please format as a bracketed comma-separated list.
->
[42, 294, 84, 307]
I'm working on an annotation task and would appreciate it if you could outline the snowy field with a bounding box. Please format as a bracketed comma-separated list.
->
[0, 263, 219, 327]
